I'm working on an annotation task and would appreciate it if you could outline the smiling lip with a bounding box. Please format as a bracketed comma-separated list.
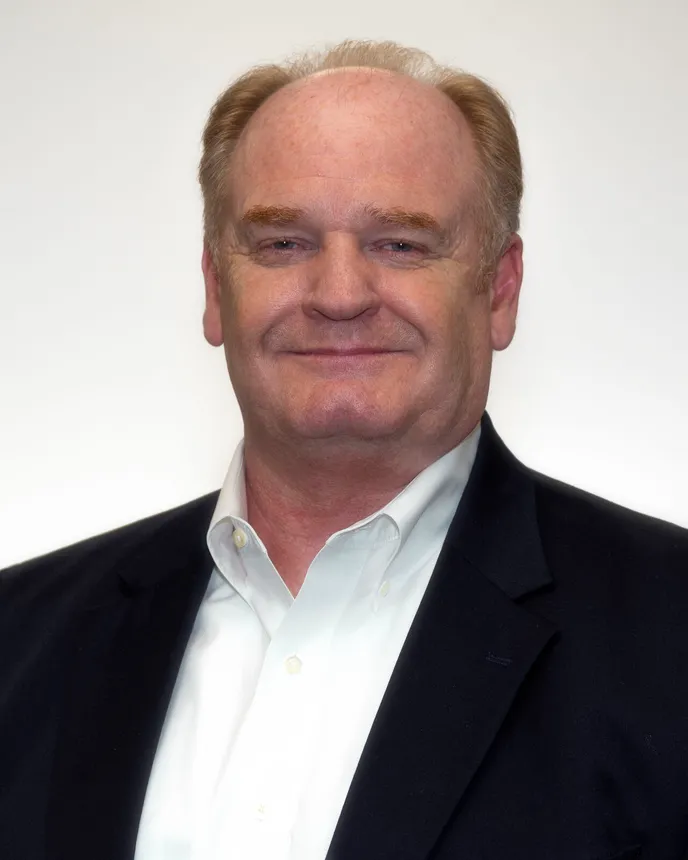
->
[289, 348, 399, 355]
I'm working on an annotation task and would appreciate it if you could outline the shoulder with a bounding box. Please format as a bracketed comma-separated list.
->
[530, 468, 688, 562]
[0, 490, 220, 620]
[527, 468, 688, 622]
[0, 491, 219, 729]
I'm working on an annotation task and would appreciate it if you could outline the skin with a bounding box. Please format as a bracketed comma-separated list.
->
[202, 68, 523, 595]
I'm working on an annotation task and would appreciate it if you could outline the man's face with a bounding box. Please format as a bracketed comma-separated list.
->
[203, 69, 522, 453]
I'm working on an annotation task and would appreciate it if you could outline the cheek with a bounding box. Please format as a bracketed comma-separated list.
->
[220, 260, 301, 349]
[405, 291, 489, 388]
[384, 271, 475, 349]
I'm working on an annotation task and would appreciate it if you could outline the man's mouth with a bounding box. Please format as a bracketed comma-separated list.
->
[288, 348, 401, 355]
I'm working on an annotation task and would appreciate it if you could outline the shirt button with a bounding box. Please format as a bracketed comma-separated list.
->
[378, 580, 391, 598]
[256, 803, 266, 821]
[232, 528, 248, 549]
[285, 655, 302, 675]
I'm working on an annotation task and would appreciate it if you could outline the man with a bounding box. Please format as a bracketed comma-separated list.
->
[1, 38, 687, 860]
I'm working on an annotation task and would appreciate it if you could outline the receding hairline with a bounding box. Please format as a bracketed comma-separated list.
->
[292, 64, 434, 84]
[244, 63, 471, 134]
[230, 63, 478, 200]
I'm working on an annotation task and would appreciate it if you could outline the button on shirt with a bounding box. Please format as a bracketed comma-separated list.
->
[134, 422, 481, 860]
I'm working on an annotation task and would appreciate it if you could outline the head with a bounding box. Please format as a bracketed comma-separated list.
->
[199, 41, 524, 465]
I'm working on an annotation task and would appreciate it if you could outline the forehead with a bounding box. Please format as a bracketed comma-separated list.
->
[230, 68, 478, 222]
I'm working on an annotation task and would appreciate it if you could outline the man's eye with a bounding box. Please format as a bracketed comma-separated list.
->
[380, 241, 423, 254]
[264, 239, 300, 251]
[252, 238, 312, 265]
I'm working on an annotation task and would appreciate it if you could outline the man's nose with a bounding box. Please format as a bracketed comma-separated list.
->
[302, 235, 381, 322]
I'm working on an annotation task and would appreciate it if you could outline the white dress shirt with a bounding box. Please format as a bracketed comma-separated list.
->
[134, 422, 481, 860]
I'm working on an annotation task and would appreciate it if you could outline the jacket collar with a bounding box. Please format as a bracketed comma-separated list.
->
[446, 410, 552, 599]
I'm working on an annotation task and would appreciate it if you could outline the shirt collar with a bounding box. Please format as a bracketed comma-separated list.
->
[378, 419, 481, 552]
[207, 421, 481, 586]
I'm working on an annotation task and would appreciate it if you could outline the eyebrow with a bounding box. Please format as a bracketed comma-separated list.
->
[239, 204, 448, 241]
[241, 205, 304, 227]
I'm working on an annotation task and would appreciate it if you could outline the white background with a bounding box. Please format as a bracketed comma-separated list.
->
[1, 0, 686, 568]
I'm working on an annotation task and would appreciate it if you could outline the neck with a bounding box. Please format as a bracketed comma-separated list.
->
[242, 423, 477, 596]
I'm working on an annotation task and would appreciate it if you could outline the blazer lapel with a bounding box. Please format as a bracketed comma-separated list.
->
[46, 496, 218, 860]
[327, 413, 559, 860]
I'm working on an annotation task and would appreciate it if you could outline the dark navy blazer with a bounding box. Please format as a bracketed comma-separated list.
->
[2, 412, 688, 860]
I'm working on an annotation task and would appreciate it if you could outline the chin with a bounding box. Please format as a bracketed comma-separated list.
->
[286, 401, 407, 441]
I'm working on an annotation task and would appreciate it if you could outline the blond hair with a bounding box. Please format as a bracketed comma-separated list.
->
[199, 40, 522, 287]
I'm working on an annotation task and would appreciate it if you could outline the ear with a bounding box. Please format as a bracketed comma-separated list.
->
[202, 242, 224, 347]
[489, 234, 524, 352]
